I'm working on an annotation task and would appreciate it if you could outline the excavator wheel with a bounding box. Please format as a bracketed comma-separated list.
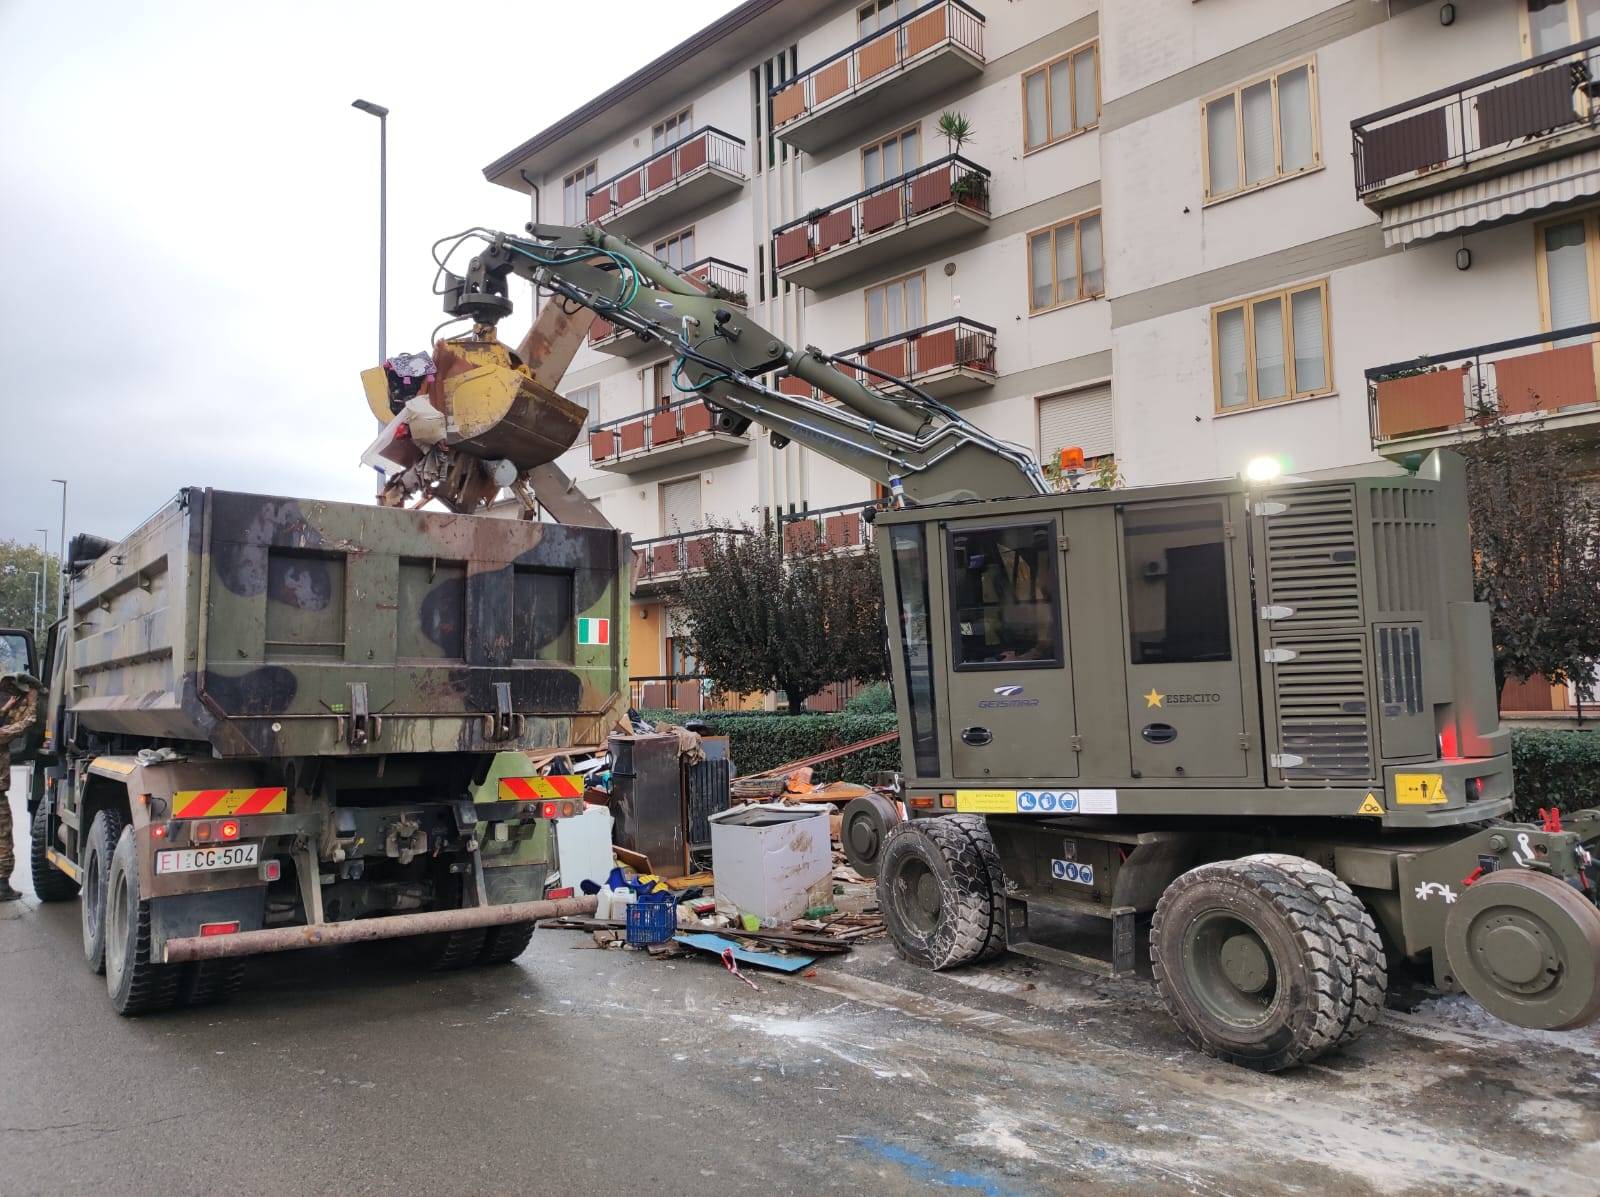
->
[877, 818, 995, 971]
[1443, 870, 1600, 1031]
[840, 794, 901, 879]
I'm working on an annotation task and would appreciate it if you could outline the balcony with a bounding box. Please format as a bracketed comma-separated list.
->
[587, 258, 749, 356]
[631, 528, 749, 592]
[585, 127, 746, 239]
[589, 396, 749, 474]
[773, 156, 991, 290]
[771, 0, 985, 156]
[1352, 38, 1600, 248]
[780, 501, 878, 555]
[778, 317, 996, 401]
[1367, 322, 1600, 455]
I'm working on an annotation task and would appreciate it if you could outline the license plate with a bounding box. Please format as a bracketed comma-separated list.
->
[155, 844, 260, 874]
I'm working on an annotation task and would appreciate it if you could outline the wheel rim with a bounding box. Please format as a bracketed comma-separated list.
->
[105, 864, 129, 990]
[1183, 910, 1280, 1029]
[846, 810, 880, 860]
[893, 856, 943, 937]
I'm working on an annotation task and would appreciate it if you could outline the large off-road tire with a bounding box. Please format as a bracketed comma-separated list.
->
[1245, 853, 1387, 1048]
[80, 809, 126, 975]
[840, 794, 901, 879]
[945, 813, 1008, 962]
[477, 921, 537, 965]
[178, 959, 248, 1008]
[1151, 858, 1350, 1072]
[407, 926, 491, 971]
[105, 827, 180, 1016]
[29, 802, 79, 903]
[877, 817, 995, 971]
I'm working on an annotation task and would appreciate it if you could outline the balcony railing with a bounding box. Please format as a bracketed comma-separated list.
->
[589, 394, 748, 470]
[584, 127, 746, 232]
[631, 527, 751, 589]
[631, 674, 722, 713]
[778, 318, 997, 402]
[1366, 321, 1600, 446]
[588, 258, 748, 352]
[779, 501, 879, 554]
[773, 156, 990, 286]
[1352, 37, 1600, 201]
[771, 0, 985, 152]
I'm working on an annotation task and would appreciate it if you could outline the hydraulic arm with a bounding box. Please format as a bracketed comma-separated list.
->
[416, 223, 1047, 508]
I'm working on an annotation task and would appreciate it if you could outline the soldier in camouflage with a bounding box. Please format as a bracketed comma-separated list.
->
[0, 673, 40, 901]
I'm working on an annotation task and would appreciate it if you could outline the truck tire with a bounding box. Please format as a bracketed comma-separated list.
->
[478, 921, 537, 965]
[81, 809, 126, 975]
[1244, 853, 1387, 1049]
[407, 927, 490, 971]
[30, 802, 79, 903]
[945, 814, 1008, 962]
[877, 817, 994, 971]
[104, 827, 180, 1016]
[1151, 858, 1350, 1072]
[178, 960, 248, 1008]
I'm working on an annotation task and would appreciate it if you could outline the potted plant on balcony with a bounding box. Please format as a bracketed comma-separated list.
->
[938, 111, 986, 210]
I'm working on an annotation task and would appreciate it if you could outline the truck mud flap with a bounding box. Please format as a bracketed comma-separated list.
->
[151, 888, 268, 958]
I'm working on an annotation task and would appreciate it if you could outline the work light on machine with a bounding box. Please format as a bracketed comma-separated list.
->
[1244, 455, 1283, 483]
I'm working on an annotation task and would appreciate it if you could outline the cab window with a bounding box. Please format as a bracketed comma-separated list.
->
[947, 523, 1062, 670]
[1123, 502, 1232, 663]
[0, 632, 31, 675]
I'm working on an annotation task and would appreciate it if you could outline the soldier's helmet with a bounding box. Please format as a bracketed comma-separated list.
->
[0, 672, 39, 693]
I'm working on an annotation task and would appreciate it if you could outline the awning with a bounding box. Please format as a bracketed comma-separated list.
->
[1380, 147, 1600, 248]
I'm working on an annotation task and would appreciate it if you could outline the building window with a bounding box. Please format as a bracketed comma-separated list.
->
[865, 271, 926, 341]
[652, 108, 692, 153]
[859, 0, 912, 36]
[648, 362, 678, 409]
[1023, 42, 1099, 152]
[1202, 59, 1319, 202]
[1211, 279, 1332, 412]
[1027, 211, 1104, 313]
[569, 384, 600, 426]
[1536, 211, 1600, 342]
[666, 635, 698, 676]
[1037, 383, 1113, 469]
[660, 475, 702, 535]
[563, 161, 597, 224]
[653, 227, 696, 270]
[862, 125, 919, 189]
[1525, 0, 1600, 55]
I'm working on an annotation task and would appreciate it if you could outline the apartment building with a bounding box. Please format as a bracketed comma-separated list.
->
[485, 0, 1600, 715]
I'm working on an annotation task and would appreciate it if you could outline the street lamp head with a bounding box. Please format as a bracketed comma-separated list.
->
[352, 99, 389, 118]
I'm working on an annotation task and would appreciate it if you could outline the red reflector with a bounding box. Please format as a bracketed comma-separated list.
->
[909, 796, 935, 809]
[199, 921, 239, 937]
[152, 825, 168, 839]
[547, 886, 574, 900]
[542, 802, 558, 818]
[263, 860, 282, 882]
[193, 821, 213, 842]
[219, 820, 240, 841]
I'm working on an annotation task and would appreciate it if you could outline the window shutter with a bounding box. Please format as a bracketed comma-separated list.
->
[1037, 384, 1114, 462]
[1544, 219, 1592, 335]
[1252, 296, 1287, 401]
[1216, 307, 1248, 408]
[660, 477, 702, 534]
[1049, 58, 1072, 140]
[1278, 66, 1314, 171]
[1025, 71, 1048, 149]
[1242, 80, 1274, 184]
[1205, 95, 1239, 195]
[1290, 288, 1327, 392]
[1072, 47, 1097, 131]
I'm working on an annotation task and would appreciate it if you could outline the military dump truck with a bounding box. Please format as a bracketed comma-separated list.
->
[24, 489, 622, 1013]
[409, 220, 1600, 1071]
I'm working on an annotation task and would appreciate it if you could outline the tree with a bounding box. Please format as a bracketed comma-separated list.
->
[672, 519, 887, 714]
[1460, 403, 1600, 698]
[0, 539, 61, 642]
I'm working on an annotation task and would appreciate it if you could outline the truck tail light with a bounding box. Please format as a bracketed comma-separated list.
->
[152, 824, 168, 839]
[909, 795, 935, 809]
[219, 820, 240, 841]
[542, 802, 558, 818]
[193, 821, 213, 842]
[199, 921, 239, 937]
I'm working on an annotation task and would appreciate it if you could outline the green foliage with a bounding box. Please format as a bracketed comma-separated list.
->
[672, 521, 887, 714]
[845, 680, 895, 715]
[937, 110, 974, 155]
[647, 710, 899, 784]
[1510, 729, 1600, 821]
[0, 539, 61, 639]
[1461, 405, 1600, 694]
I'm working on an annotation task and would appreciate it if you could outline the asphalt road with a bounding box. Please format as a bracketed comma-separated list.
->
[4, 776, 1600, 1196]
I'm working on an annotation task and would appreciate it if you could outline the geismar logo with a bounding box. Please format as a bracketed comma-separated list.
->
[981, 684, 1039, 709]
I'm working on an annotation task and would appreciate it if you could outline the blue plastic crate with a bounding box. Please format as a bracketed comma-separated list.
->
[625, 899, 677, 946]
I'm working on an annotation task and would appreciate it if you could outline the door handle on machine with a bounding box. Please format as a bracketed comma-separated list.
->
[961, 726, 993, 746]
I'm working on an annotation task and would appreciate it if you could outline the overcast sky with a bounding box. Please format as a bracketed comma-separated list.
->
[0, 0, 739, 552]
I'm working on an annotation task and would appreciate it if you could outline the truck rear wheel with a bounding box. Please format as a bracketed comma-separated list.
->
[29, 802, 79, 903]
[1151, 859, 1349, 1072]
[81, 809, 126, 975]
[478, 921, 536, 965]
[878, 817, 995, 971]
[178, 960, 248, 1008]
[945, 814, 1008, 962]
[406, 926, 490, 971]
[1245, 853, 1387, 1048]
[104, 828, 180, 1016]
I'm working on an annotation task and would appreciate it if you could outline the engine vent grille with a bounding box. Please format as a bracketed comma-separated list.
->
[1369, 486, 1443, 625]
[1273, 635, 1373, 783]
[1262, 486, 1361, 627]
[1376, 624, 1424, 715]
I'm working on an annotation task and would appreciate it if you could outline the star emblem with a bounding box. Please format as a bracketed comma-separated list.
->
[1143, 688, 1164, 709]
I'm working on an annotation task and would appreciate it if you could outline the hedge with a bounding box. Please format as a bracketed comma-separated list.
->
[643, 710, 900, 783]
[1510, 729, 1600, 821]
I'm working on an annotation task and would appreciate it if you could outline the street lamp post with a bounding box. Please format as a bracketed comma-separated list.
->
[27, 572, 40, 644]
[35, 530, 48, 636]
[351, 99, 389, 366]
[48, 481, 64, 619]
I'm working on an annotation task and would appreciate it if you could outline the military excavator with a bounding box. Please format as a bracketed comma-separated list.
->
[364, 220, 1600, 1072]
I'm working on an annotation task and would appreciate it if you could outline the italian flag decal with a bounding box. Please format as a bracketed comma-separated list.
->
[577, 617, 611, 646]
